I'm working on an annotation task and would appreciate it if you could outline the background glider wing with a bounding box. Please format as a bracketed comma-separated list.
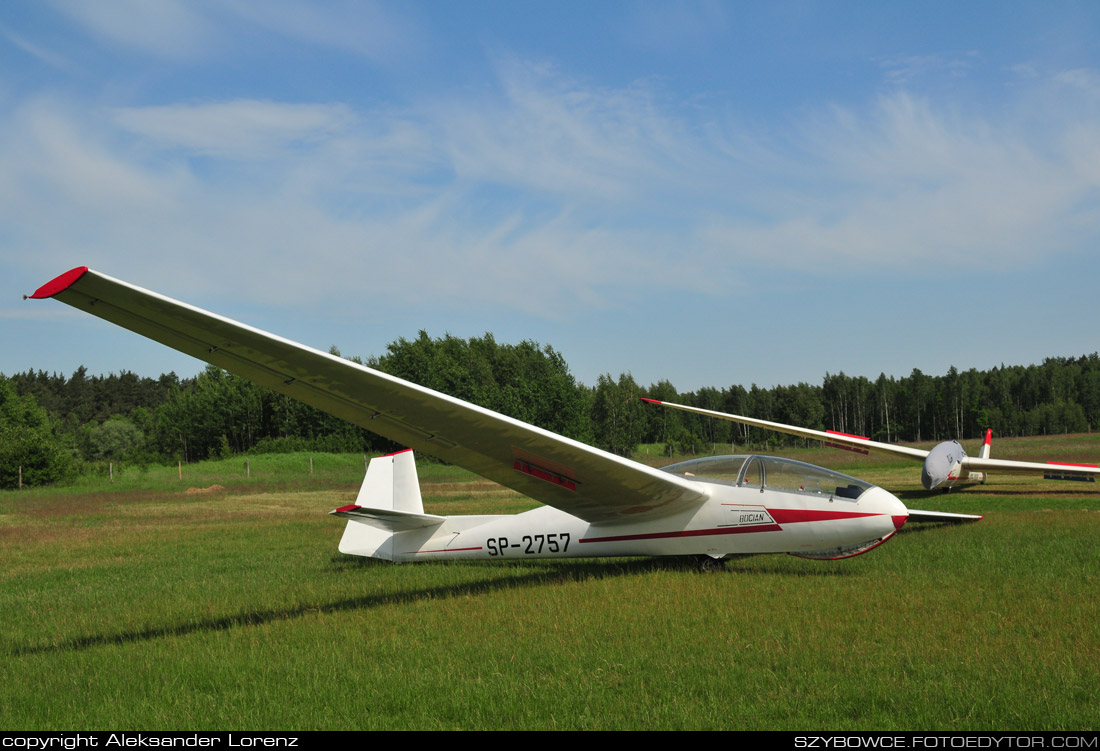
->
[645, 399, 1100, 484]
[31, 267, 709, 524]
[961, 456, 1100, 481]
[642, 398, 928, 461]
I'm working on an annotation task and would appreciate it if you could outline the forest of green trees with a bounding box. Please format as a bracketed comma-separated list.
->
[3, 329, 1100, 489]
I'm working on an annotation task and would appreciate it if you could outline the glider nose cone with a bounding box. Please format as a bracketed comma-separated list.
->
[922, 440, 967, 490]
[865, 486, 909, 531]
[920, 462, 937, 491]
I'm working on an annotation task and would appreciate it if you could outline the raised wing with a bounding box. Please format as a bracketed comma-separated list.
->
[642, 398, 929, 461]
[30, 267, 709, 524]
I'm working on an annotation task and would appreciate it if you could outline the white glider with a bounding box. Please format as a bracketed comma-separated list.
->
[29, 267, 978, 567]
[642, 398, 1100, 491]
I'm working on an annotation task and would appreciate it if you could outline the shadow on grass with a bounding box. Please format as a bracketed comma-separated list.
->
[11, 554, 853, 657]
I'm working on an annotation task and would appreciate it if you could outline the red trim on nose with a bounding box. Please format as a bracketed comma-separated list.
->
[30, 266, 88, 298]
[892, 515, 908, 531]
[767, 508, 879, 524]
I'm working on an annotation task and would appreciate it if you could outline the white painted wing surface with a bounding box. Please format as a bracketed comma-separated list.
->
[330, 506, 448, 531]
[961, 456, 1100, 480]
[905, 509, 983, 522]
[31, 268, 709, 524]
[643, 399, 929, 461]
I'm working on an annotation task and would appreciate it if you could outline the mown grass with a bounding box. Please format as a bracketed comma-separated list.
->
[1, 439, 1099, 730]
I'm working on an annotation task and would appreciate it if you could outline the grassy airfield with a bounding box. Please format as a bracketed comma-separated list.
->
[2, 435, 1099, 730]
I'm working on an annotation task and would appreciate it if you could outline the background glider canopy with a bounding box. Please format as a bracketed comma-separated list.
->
[31, 267, 708, 524]
[642, 398, 1100, 487]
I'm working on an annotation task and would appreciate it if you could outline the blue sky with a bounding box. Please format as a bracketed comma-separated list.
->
[4, 1, 1100, 393]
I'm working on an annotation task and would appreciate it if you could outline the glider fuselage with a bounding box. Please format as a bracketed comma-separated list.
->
[336, 452, 909, 563]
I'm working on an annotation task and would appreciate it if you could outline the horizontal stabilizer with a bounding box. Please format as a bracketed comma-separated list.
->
[330, 504, 445, 532]
[907, 509, 983, 523]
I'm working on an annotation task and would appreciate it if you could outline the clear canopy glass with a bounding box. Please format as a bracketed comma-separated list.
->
[661, 455, 873, 501]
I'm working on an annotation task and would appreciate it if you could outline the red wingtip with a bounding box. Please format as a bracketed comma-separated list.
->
[29, 267, 89, 299]
[640, 398, 663, 404]
[984, 428, 992, 445]
[334, 504, 361, 513]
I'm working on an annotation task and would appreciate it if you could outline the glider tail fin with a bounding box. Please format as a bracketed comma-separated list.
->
[979, 428, 992, 460]
[970, 428, 993, 484]
[354, 448, 424, 514]
[335, 449, 442, 561]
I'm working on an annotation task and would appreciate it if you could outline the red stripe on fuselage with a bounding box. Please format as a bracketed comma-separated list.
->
[579, 525, 783, 543]
[767, 508, 880, 524]
[580, 508, 883, 544]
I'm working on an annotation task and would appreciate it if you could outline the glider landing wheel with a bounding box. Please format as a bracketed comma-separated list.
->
[695, 555, 726, 573]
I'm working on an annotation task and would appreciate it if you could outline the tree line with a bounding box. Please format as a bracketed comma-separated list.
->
[4, 332, 1100, 489]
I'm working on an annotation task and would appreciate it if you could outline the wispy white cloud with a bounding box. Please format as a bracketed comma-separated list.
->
[703, 87, 1100, 269]
[620, 0, 729, 56]
[219, 0, 427, 64]
[0, 23, 72, 71]
[4, 60, 1100, 325]
[113, 100, 358, 159]
[46, 0, 426, 66]
[48, 0, 217, 61]
[878, 52, 977, 86]
[434, 60, 703, 201]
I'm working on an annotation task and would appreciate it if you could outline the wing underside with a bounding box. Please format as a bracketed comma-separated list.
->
[32, 267, 709, 524]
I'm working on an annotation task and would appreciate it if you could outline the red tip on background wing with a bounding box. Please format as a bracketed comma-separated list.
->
[29, 267, 89, 299]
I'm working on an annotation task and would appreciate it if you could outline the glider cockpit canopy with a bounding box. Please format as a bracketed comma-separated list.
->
[661, 455, 873, 501]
